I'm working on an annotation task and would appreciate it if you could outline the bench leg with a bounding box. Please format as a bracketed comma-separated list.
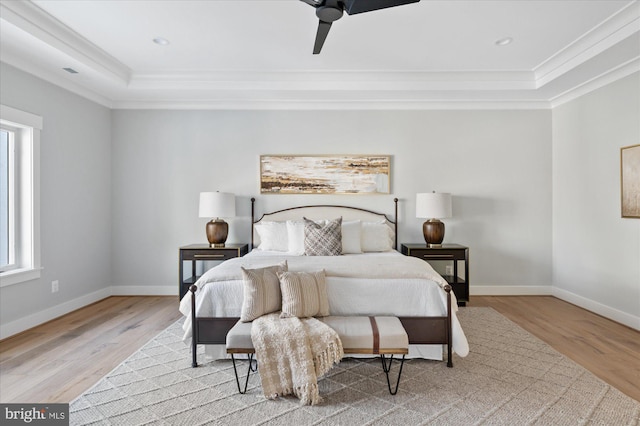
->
[380, 354, 406, 395]
[231, 353, 256, 394]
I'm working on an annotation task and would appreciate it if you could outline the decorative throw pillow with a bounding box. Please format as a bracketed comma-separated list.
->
[361, 221, 394, 252]
[341, 220, 362, 254]
[278, 270, 330, 318]
[240, 261, 288, 322]
[255, 221, 288, 251]
[304, 217, 342, 256]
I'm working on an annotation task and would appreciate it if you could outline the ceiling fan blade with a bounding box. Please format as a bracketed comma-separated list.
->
[300, 0, 322, 6]
[343, 0, 420, 15]
[313, 20, 332, 54]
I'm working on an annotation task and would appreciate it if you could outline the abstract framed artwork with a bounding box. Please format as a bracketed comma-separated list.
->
[621, 144, 640, 218]
[260, 155, 390, 194]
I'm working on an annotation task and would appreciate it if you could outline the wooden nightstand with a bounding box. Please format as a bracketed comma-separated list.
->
[179, 243, 249, 299]
[401, 243, 469, 306]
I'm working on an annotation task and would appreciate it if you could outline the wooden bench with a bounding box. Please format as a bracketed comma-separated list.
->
[226, 315, 409, 395]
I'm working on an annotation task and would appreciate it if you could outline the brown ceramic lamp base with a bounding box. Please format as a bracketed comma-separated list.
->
[206, 219, 228, 247]
[423, 219, 445, 247]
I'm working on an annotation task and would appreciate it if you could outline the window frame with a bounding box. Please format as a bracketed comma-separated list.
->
[0, 126, 16, 271]
[0, 105, 42, 287]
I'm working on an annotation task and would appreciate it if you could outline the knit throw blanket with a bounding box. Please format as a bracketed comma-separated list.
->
[251, 313, 344, 405]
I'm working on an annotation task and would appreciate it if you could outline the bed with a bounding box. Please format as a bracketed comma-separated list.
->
[179, 198, 469, 366]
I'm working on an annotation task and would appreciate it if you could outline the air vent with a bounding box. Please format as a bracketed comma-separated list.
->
[63, 67, 79, 74]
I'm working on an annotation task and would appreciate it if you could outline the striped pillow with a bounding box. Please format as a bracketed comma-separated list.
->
[240, 261, 288, 322]
[304, 217, 342, 256]
[278, 270, 330, 318]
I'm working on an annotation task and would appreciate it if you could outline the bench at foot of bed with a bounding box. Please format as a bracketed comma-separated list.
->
[226, 315, 409, 395]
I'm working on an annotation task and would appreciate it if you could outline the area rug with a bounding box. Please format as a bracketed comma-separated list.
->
[70, 308, 640, 425]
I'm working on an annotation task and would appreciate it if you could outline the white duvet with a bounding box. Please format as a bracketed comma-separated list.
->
[179, 250, 469, 360]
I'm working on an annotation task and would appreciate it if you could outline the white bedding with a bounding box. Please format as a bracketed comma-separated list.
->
[179, 250, 469, 360]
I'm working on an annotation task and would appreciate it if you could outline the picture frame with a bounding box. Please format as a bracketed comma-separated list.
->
[621, 144, 640, 218]
[260, 155, 391, 194]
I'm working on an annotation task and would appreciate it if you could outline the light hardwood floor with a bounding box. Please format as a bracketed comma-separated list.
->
[0, 295, 638, 403]
[0, 296, 182, 403]
[470, 296, 640, 402]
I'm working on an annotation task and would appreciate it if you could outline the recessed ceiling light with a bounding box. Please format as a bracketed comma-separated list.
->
[153, 37, 170, 46]
[63, 67, 78, 74]
[495, 37, 513, 46]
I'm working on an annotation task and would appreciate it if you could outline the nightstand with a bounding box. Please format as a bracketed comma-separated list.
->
[401, 243, 469, 306]
[179, 243, 249, 299]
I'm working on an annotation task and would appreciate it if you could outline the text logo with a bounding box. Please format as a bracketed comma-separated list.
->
[1, 404, 68, 425]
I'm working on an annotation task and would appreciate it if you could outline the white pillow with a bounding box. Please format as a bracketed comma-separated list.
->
[341, 220, 362, 254]
[361, 221, 394, 252]
[286, 220, 306, 255]
[255, 221, 288, 251]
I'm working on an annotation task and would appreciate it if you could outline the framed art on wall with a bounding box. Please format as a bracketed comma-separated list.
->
[260, 155, 391, 194]
[621, 144, 640, 218]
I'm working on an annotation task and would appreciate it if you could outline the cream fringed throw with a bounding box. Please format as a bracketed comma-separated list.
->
[251, 313, 343, 405]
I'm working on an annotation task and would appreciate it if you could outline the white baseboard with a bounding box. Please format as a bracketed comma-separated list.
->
[0, 285, 176, 340]
[471, 285, 553, 296]
[0, 287, 112, 340]
[552, 287, 640, 331]
[110, 285, 175, 296]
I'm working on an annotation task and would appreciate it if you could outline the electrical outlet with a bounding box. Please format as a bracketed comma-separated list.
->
[51, 280, 59, 293]
[445, 265, 453, 276]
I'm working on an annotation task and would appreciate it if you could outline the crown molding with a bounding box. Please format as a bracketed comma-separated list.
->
[129, 70, 535, 92]
[550, 57, 640, 108]
[0, 0, 131, 84]
[1, 55, 113, 108]
[534, 1, 640, 88]
[111, 98, 550, 111]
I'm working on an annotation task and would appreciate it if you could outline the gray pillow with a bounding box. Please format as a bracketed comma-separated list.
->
[303, 217, 342, 256]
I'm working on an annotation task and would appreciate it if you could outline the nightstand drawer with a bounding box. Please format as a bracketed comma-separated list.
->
[181, 249, 237, 261]
[407, 249, 465, 260]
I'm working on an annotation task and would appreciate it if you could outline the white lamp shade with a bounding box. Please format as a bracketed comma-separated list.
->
[416, 192, 452, 219]
[199, 192, 236, 218]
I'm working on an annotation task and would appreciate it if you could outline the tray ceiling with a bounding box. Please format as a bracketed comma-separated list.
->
[1, 0, 638, 109]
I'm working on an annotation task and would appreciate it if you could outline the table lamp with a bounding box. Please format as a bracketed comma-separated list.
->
[416, 192, 452, 247]
[199, 192, 236, 247]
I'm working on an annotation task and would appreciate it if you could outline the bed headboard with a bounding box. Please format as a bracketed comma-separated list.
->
[251, 197, 399, 250]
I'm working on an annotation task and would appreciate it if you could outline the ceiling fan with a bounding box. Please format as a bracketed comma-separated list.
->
[300, 0, 421, 54]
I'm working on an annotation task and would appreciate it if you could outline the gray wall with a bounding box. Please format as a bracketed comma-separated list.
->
[111, 109, 553, 292]
[11, 64, 638, 334]
[552, 72, 640, 326]
[0, 63, 112, 330]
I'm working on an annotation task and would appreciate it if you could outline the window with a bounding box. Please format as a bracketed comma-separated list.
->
[0, 105, 42, 286]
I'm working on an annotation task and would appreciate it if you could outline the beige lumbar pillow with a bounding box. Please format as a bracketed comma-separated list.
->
[278, 270, 330, 318]
[240, 261, 288, 322]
